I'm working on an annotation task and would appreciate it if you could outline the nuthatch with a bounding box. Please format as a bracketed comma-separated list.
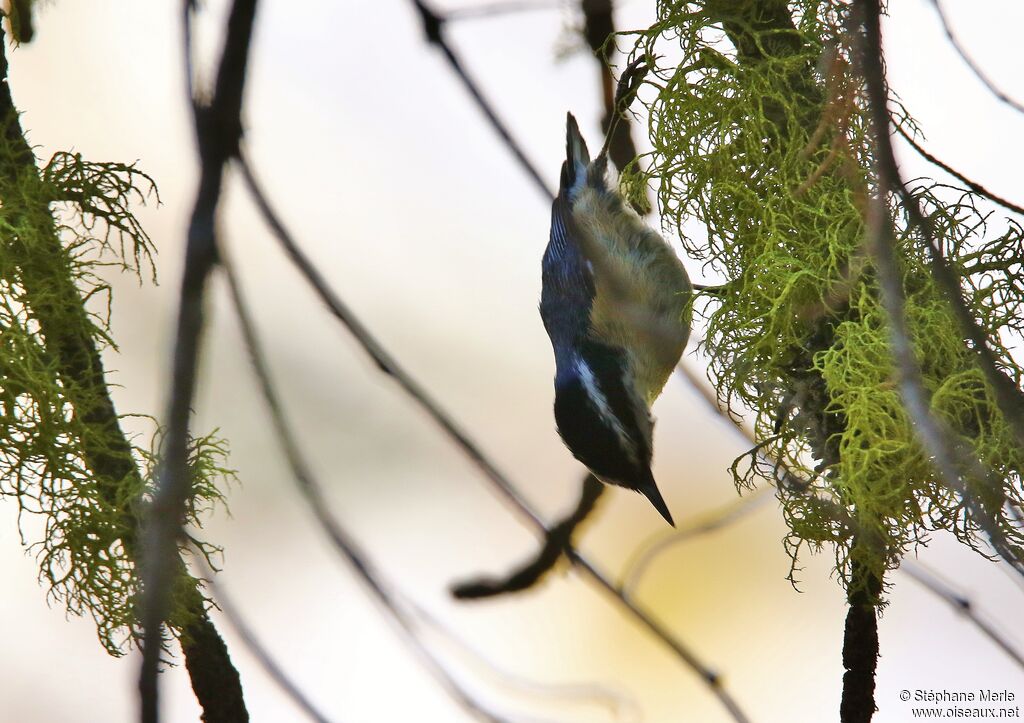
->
[540, 112, 691, 525]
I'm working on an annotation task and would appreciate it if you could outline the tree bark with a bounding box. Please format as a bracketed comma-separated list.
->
[841, 544, 884, 723]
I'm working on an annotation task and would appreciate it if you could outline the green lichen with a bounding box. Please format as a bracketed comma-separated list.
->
[626, 1, 1024, 597]
[0, 150, 232, 655]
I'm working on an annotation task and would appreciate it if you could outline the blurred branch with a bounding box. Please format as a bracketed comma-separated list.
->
[895, 125, 1024, 217]
[192, 553, 332, 723]
[619, 489, 772, 598]
[139, 1, 258, 720]
[581, 0, 639, 177]
[901, 560, 1024, 671]
[928, 0, 1024, 115]
[404, 597, 641, 722]
[409, 0, 554, 200]
[236, 152, 751, 723]
[236, 151, 544, 532]
[221, 254, 510, 723]
[451, 474, 604, 600]
[568, 552, 750, 723]
[855, 0, 1024, 576]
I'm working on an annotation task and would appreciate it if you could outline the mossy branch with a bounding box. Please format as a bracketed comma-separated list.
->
[0, 25, 247, 721]
[630, 0, 1024, 719]
[631, 0, 1024, 603]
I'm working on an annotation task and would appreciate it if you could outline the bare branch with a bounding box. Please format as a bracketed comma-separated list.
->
[191, 552, 332, 723]
[446, 1, 565, 22]
[927, 0, 1024, 115]
[451, 474, 604, 600]
[895, 125, 1024, 217]
[220, 254, 510, 723]
[403, 597, 641, 722]
[568, 553, 750, 723]
[901, 560, 1024, 671]
[408, 0, 554, 201]
[619, 489, 772, 598]
[236, 151, 544, 532]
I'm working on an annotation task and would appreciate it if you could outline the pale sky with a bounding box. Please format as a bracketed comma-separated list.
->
[1, 2, 1023, 722]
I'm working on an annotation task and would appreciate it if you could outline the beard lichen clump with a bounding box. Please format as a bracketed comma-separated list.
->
[625, 0, 1024, 597]
[0, 149, 232, 655]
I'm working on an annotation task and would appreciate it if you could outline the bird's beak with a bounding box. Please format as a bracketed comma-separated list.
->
[638, 480, 675, 527]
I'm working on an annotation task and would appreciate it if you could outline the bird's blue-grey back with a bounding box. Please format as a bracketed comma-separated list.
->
[540, 114, 596, 383]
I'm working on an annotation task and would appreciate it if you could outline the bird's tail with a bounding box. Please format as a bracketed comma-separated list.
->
[560, 112, 591, 198]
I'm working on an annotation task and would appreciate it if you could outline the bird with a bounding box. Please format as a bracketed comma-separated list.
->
[540, 112, 692, 525]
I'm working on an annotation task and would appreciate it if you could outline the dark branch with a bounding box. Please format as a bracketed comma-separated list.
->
[140, 2, 259, 721]
[451, 474, 604, 599]
[409, 0, 554, 201]
[895, 125, 1024, 217]
[582, 0, 640, 178]
[841, 546, 883, 723]
[928, 0, 1024, 115]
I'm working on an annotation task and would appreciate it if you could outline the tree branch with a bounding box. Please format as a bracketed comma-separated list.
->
[220, 253, 510, 723]
[140, 1, 259, 721]
[451, 474, 604, 599]
[895, 125, 1024, 217]
[927, 0, 1024, 115]
[409, 0, 554, 201]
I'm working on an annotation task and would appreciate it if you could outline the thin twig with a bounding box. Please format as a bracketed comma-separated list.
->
[569, 553, 750, 723]
[408, 0, 554, 201]
[404, 597, 641, 722]
[620, 489, 772, 597]
[221, 254, 508, 723]
[895, 125, 1024, 217]
[236, 153, 751, 723]
[139, 2, 258, 721]
[191, 552, 333, 723]
[901, 560, 1024, 671]
[927, 0, 1024, 115]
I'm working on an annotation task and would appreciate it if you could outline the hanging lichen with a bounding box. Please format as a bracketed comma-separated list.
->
[0, 147, 233, 655]
[624, 0, 1024, 598]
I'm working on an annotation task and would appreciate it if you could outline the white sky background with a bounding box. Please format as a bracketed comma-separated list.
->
[1, 1, 1023, 721]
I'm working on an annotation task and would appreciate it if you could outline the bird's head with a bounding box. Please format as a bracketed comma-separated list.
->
[553, 341, 673, 525]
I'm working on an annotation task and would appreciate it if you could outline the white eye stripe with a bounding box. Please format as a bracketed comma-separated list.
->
[574, 358, 640, 464]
